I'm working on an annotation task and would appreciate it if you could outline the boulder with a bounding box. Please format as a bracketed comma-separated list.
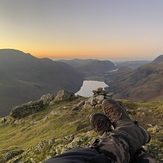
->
[10, 100, 44, 118]
[1, 117, 7, 123]
[10, 93, 55, 119]
[54, 90, 75, 102]
[40, 93, 54, 105]
[3, 150, 24, 162]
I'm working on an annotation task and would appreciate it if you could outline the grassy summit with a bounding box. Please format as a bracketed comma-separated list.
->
[0, 96, 162, 162]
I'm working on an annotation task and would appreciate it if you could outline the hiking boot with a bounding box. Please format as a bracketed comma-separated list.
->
[102, 99, 131, 123]
[102, 99, 151, 153]
[90, 113, 112, 135]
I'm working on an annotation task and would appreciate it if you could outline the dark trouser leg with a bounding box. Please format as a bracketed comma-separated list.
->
[94, 134, 131, 163]
[44, 147, 111, 163]
[115, 120, 150, 154]
[130, 148, 156, 163]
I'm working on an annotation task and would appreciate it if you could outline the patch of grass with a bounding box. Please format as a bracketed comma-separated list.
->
[0, 97, 163, 162]
[0, 97, 94, 153]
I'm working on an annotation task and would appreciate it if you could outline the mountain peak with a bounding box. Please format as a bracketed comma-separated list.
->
[152, 55, 163, 63]
[0, 49, 84, 117]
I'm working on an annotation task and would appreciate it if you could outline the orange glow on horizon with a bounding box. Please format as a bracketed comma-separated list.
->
[0, 39, 159, 60]
[27, 43, 155, 60]
[30, 48, 121, 59]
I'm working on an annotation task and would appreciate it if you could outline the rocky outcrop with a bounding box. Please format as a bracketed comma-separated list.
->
[2, 149, 24, 162]
[54, 90, 75, 102]
[40, 94, 54, 105]
[62, 88, 113, 111]
[10, 94, 54, 118]
[10, 88, 109, 119]
[1, 89, 163, 163]
[10, 91, 74, 118]
[10, 100, 44, 118]
[83, 87, 113, 109]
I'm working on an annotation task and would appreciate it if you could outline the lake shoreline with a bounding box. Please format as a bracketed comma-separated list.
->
[76, 80, 108, 97]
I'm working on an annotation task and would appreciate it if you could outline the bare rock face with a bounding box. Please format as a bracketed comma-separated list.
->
[40, 94, 54, 105]
[10, 93, 54, 118]
[54, 90, 75, 102]
[10, 100, 44, 118]
[9, 90, 75, 119]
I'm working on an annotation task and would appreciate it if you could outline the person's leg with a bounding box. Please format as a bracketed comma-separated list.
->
[90, 99, 150, 163]
[102, 99, 150, 154]
[44, 147, 111, 163]
[90, 112, 156, 163]
[131, 148, 156, 163]
[90, 113, 131, 162]
[44, 98, 154, 163]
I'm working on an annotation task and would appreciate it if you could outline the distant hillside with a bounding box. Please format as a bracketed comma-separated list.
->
[104, 55, 163, 101]
[60, 59, 150, 70]
[115, 60, 151, 69]
[0, 49, 84, 116]
[58, 59, 96, 67]
[59, 59, 117, 78]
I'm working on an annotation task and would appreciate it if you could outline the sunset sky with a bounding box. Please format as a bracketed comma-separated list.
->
[0, 0, 163, 61]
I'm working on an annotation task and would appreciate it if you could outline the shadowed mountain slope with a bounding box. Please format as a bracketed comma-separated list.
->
[152, 54, 163, 63]
[59, 59, 117, 77]
[0, 49, 84, 116]
[58, 59, 96, 67]
[104, 55, 163, 101]
[115, 60, 151, 69]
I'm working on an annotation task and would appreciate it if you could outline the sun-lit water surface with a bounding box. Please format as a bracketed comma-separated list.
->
[76, 80, 108, 97]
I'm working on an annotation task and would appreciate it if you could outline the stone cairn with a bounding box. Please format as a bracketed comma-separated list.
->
[83, 87, 113, 109]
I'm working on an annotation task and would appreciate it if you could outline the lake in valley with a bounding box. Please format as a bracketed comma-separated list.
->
[76, 80, 108, 97]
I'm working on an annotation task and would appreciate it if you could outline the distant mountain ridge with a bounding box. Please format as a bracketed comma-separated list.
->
[152, 54, 163, 63]
[59, 59, 117, 77]
[104, 55, 163, 101]
[0, 49, 84, 116]
[1, 49, 163, 115]
[59, 59, 151, 69]
[115, 60, 151, 69]
[58, 59, 97, 67]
